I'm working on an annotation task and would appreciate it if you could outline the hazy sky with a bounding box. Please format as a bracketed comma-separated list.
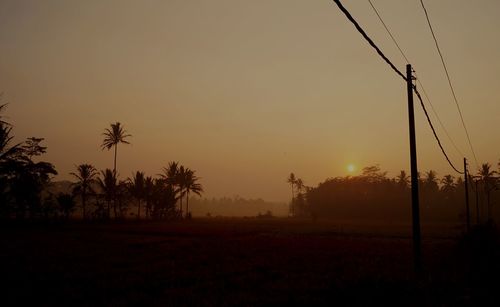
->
[1, 0, 499, 201]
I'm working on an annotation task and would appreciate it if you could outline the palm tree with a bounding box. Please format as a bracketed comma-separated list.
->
[424, 170, 439, 193]
[440, 175, 455, 193]
[183, 169, 203, 218]
[161, 161, 179, 186]
[295, 178, 304, 194]
[396, 170, 409, 189]
[128, 171, 145, 219]
[57, 193, 76, 220]
[287, 173, 296, 216]
[0, 104, 22, 162]
[70, 164, 98, 219]
[176, 165, 187, 216]
[287, 172, 296, 198]
[160, 161, 181, 213]
[97, 169, 117, 219]
[478, 163, 496, 220]
[101, 122, 131, 177]
[144, 176, 154, 218]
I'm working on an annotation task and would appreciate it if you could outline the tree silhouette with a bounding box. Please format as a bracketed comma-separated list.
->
[144, 176, 154, 218]
[160, 161, 181, 213]
[0, 105, 22, 162]
[478, 163, 496, 220]
[176, 165, 187, 216]
[22, 137, 47, 160]
[441, 175, 455, 193]
[97, 169, 117, 219]
[128, 171, 145, 219]
[70, 164, 98, 219]
[396, 170, 409, 189]
[57, 193, 76, 220]
[183, 169, 203, 218]
[287, 173, 296, 216]
[101, 122, 131, 178]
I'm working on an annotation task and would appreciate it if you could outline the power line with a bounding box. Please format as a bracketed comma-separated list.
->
[419, 0, 479, 170]
[331, 0, 463, 174]
[330, 0, 406, 81]
[413, 85, 463, 174]
[415, 78, 465, 158]
[367, 0, 409, 64]
[366, 0, 465, 158]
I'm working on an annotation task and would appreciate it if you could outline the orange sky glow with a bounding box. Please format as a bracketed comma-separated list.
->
[1, 0, 500, 201]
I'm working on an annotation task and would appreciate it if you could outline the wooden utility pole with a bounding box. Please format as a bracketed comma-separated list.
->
[406, 64, 422, 274]
[464, 158, 470, 232]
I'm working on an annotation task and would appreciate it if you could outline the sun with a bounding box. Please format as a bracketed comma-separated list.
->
[347, 164, 356, 173]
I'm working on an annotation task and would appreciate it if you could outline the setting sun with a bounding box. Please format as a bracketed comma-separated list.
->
[347, 164, 356, 173]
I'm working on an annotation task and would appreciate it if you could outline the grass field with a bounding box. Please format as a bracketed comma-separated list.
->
[0, 218, 496, 306]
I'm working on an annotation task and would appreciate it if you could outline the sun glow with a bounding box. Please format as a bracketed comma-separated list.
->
[347, 164, 356, 173]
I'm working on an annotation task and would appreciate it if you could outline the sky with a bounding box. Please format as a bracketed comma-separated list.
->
[1, 0, 500, 201]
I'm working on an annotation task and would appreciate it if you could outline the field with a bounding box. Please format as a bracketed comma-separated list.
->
[0, 218, 496, 306]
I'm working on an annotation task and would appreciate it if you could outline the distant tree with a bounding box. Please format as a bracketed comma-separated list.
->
[115, 180, 130, 219]
[396, 170, 409, 189]
[287, 173, 296, 216]
[176, 165, 188, 216]
[57, 193, 75, 220]
[160, 161, 181, 213]
[144, 176, 154, 218]
[183, 169, 203, 218]
[97, 169, 117, 219]
[70, 164, 98, 219]
[101, 122, 131, 178]
[22, 137, 47, 160]
[151, 179, 178, 219]
[423, 170, 439, 193]
[478, 163, 497, 220]
[295, 178, 305, 194]
[361, 165, 387, 183]
[128, 171, 145, 219]
[441, 175, 455, 193]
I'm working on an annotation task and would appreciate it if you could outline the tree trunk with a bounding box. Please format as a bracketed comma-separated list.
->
[487, 192, 491, 221]
[137, 199, 141, 219]
[113, 144, 118, 176]
[180, 194, 183, 218]
[186, 191, 189, 218]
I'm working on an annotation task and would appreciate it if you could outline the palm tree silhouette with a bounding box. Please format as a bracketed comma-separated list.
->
[70, 164, 98, 219]
[0, 104, 22, 162]
[176, 165, 187, 216]
[128, 171, 145, 219]
[160, 161, 181, 213]
[287, 173, 296, 216]
[97, 169, 117, 219]
[478, 163, 497, 220]
[440, 175, 455, 193]
[183, 169, 203, 218]
[144, 176, 154, 218]
[101, 122, 131, 177]
[396, 170, 409, 189]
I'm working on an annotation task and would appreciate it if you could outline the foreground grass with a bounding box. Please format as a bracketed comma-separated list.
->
[0, 218, 496, 306]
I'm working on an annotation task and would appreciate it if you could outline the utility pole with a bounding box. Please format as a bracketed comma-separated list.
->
[406, 64, 422, 274]
[464, 158, 470, 232]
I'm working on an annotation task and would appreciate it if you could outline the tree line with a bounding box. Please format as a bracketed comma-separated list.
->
[288, 164, 500, 223]
[0, 102, 203, 220]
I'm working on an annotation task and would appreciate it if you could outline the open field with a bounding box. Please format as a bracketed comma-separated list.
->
[0, 218, 496, 306]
